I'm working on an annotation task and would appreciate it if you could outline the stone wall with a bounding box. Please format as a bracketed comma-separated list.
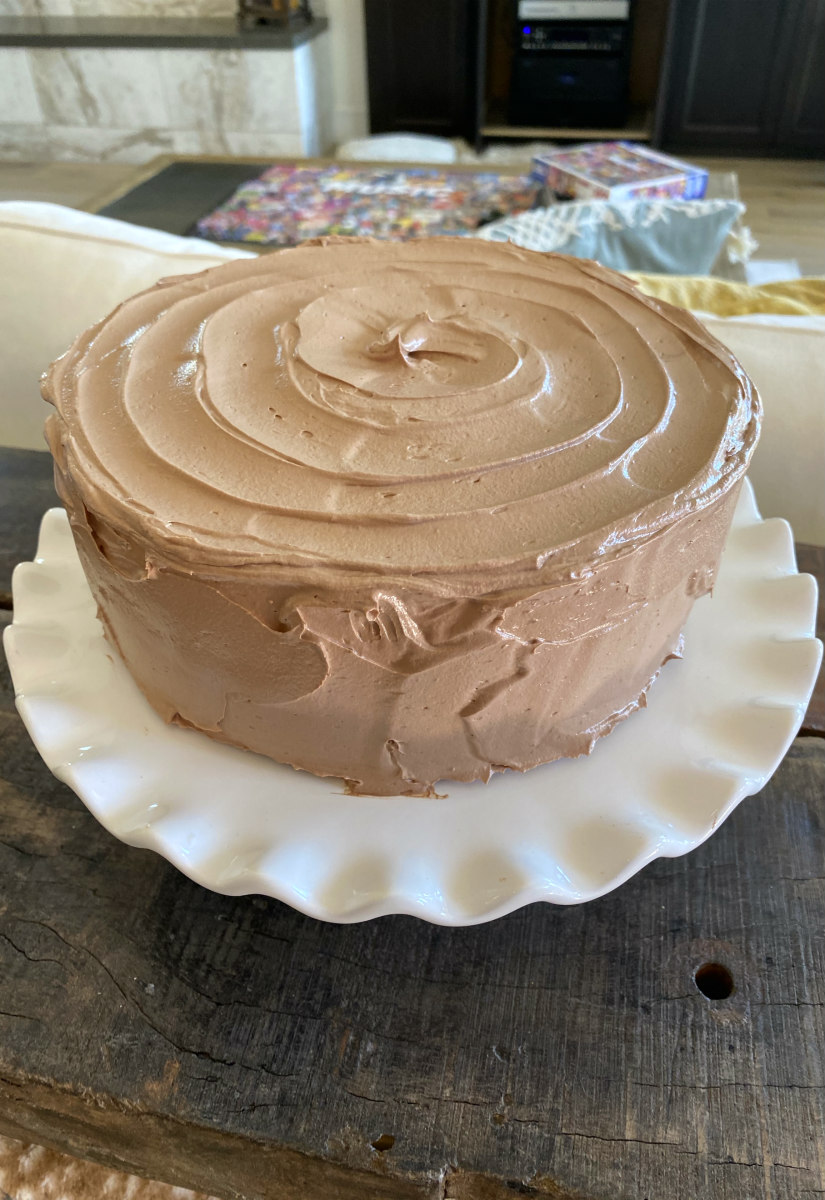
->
[0, 0, 369, 161]
[0, 0, 236, 15]
[0, 37, 332, 160]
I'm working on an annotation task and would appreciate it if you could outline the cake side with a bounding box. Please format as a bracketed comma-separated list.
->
[52, 464, 742, 794]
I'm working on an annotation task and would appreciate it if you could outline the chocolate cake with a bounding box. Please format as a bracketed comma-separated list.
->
[43, 238, 761, 794]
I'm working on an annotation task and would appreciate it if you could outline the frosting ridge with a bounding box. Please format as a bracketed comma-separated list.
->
[44, 238, 758, 591]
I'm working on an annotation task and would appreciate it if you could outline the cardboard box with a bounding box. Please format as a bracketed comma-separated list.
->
[531, 142, 709, 202]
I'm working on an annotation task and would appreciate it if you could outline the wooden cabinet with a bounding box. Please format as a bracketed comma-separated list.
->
[363, 0, 485, 141]
[363, 0, 823, 154]
[657, 0, 825, 154]
[776, 0, 825, 151]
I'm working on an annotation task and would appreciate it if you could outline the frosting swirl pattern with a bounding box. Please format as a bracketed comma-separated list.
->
[44, 239, 761, 794]
[45, 238, 757, 586]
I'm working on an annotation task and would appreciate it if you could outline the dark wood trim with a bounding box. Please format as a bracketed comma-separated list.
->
[657, 0, 824, 154]
[0, 14, 327, 49]
[364, 0, 482, 141]
[473, 0, 490, 152]
[650, 0, 677, 148]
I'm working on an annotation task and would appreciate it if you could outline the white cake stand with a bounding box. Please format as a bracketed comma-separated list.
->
[4, 480, 821, 925]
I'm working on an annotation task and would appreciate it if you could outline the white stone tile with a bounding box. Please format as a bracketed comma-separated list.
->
[168, 127, 234, 156]
[325, 0, 368, 113]
[232, 49, 300, 133]
[218, 130, 307, 157]
[74, 47, 170, 127]
[29, 48, 100, 127]
[157, 46, 302, 136]
[157, 48, 218, 131]
[0, 0, 73, 12]
[322, 0, 369, 145]
[195, 0, 235, 13]
[292, 41, 315, 156]
[0, 123, 53, 160]
[176, 0, 235, 13]
[29, 47, 170, 129]
[293, 36, 332, 156]
[0, 49, 44, 125]
[46, 124, 177, 163]
[310, 29, 334, 153]
[330, 105, 369, 146]
[71, 0, 233, 11]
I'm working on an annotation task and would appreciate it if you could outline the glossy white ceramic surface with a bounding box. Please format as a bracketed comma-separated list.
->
[4, 480, 821, 924]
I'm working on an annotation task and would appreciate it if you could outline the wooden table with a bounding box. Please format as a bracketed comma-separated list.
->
[87, 157, 750, 284]
[1, 447, 823, 1200]
[91, 155, 283, 238]
[89, 154, 540, 242]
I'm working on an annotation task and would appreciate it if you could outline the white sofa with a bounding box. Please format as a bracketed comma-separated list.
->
[1, 202, 822, 544]
[0, 203, 252, 453]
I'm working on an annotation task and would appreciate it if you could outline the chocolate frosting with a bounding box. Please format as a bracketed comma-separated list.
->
[43, 239, 761, 794]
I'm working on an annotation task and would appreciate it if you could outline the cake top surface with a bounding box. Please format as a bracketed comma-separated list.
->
[44, 237, 760, 593]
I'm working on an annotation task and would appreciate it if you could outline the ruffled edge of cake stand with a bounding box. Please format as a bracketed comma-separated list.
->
[4, 479, 822, 925]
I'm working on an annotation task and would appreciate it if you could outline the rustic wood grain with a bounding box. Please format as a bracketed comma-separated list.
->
[797, 543, 825, 736]
[2, 452, 824, 1200]
[1, 613, 824, 1199]
[0, 448, 57, 599]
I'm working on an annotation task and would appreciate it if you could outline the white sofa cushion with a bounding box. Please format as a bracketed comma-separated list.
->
[698, 312, 825, 544]
[0, 202, 250, 452]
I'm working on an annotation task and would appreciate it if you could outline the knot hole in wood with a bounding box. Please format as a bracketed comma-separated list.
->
[694, 961, 736, 1000]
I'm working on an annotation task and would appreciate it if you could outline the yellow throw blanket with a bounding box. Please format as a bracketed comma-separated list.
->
[629, 274, 825, 317]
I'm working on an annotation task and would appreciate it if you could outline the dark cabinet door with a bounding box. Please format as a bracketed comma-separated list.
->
[658, 0, 791, 149]
[364, 0, 482, 140]
[776, 0, 825, 151]
[657, 0, 824, 153]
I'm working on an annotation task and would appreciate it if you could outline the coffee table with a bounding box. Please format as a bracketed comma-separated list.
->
[90, 154, 281, 238]
[89, 153, 537, 243]
[88, 154, 749, 283]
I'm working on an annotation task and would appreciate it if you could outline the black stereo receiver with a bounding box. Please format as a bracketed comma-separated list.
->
[508, 0, 634, 129]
